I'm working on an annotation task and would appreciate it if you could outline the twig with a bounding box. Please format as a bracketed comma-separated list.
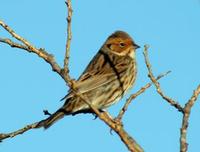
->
[0, 20, 40, 52]
[0, 20, 63, 81]
[63, 0, 73, 72]
[116, 71, 171, 121]
[0, 122, 38, 141]
[0, 38, 29, 51]
[180, 85, 200, 152]
[143, 45, 184, 113]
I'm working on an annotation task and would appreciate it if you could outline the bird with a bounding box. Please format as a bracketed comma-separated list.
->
[37, 31, 140, 129]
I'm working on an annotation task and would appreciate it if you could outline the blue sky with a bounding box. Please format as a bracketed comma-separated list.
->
[0, 0, 200, 152]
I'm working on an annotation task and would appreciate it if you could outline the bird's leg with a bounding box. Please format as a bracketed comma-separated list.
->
[43, 110, 52, 116]
[92, 109, 106, 120]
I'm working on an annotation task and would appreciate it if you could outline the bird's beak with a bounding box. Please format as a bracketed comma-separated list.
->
[134, 44, 140, 49]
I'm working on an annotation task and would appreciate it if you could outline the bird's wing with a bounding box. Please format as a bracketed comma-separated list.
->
[61, 73, 118, 101]
[77, 73, 117, 92]
[61, 51, 123, 101]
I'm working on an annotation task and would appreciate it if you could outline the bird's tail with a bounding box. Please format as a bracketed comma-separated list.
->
[36, 109, 65, 129]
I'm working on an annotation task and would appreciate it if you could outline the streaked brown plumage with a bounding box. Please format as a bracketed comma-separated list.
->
[37, 31, 140, 129]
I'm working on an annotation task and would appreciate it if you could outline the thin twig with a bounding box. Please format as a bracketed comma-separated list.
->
[180, 85, 200, 152]
[0, 20, 63, 81]
[0, 38, 28, 51]
[117, 71, 171, 121]
[143, 45, 184, 113]
[63, 0, 73, 72]
[0, 20, 39, 52]
[0, 122, 38, 141]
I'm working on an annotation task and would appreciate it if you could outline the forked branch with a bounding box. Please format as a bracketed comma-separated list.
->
[180, 85, 200, 152]
[0, 21, 63, 80]
[143, 45, 184, 113]
[143, 45, 200, 152]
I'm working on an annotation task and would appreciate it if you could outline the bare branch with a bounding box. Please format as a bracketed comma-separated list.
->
[0, 122, 38, 141]
[143, 45, 184, 113]
[63, 0, 73, 72]
[0, 20, 39, 51]
[180, 85, 200, 152]
[0, 20, 63, 81]
[0, 38, 28, 51]
[117, 71, 171, 121]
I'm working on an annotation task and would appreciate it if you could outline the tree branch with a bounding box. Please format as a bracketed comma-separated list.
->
[143, 45, 184, 113]
[180, 85, 200, 152]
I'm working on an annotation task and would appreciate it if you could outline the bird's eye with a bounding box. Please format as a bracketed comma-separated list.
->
[119, 42, 125, 47]
[107, 44, 112, 48]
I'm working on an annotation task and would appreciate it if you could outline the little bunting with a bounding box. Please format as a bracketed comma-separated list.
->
[37, 31, 140, 129]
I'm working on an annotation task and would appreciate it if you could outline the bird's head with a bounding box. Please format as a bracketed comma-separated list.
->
[102, 31, 140, 58]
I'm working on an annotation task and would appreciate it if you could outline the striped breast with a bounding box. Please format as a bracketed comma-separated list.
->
[97, 50, 137, 108]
